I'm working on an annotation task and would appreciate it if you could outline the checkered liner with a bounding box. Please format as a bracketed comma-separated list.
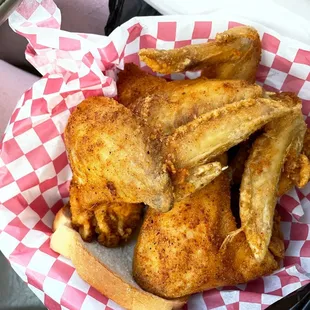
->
[0, 1, 309, 309]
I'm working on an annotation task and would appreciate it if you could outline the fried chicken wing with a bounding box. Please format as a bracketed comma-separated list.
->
[273, 93, 310, 195]
[65, 96, 173, 242]
[133, 173, 283, 298]
[118, 64, 263, 136]
[139, 26, 261, 82]
[240, 111, 306, 262]
[229, 93, 310, 197]
[163, 98, 294, 171]
[129, 78, 263, 136]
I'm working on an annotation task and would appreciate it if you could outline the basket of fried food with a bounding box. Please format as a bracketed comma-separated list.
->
[51, 26, 310, 310]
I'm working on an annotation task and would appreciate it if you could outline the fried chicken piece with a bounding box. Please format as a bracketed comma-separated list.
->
[129, 79, 263, 136]
[230, 93, 309, 197]
[139, 26, 261, 83]
[270, 92, 310, 195]
[118, 64, 263, 136]
[163, 98, 295, 171]
[133, 173, 283, 299]
[65, 97, 173, 241]
[118, 64, 263, 199]
[240, 111, 306, 262]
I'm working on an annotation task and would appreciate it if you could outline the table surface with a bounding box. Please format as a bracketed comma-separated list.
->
[0, 251, 46, 310]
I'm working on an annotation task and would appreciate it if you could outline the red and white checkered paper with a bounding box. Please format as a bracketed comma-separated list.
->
[0, 1, 310, 309]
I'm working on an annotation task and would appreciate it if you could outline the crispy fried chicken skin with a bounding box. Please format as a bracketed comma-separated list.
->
[163, 98, 294, 171]
[133, 173, 283, 298]
[230, 93, 310, 197]
[129, 79, 263, 136]
[118, 64, 263, 136]
[65, 96, 173, 245]
[240, 110, 305, 262]
[139, 26, 261, 83]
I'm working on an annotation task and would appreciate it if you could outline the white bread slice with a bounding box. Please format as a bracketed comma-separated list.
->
[51, 206, 187, 310]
